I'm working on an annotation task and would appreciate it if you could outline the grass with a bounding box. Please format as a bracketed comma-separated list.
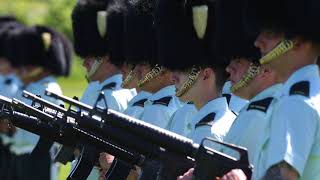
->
[58, 162, 72, 180]
[57, 57, 88, 98]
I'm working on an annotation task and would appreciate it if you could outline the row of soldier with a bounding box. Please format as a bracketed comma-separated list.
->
[0, 15, 72, 180]
[0, 0, 320, 179]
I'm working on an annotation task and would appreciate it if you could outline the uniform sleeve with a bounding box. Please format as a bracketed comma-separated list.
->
[141, 105, 173, 129]
[265, 97, 317, 176]
[124, 106, 144, 119]
[103, 90, 132, 113]
[101, 92, 122, 112]
[192, 125, 221, 144]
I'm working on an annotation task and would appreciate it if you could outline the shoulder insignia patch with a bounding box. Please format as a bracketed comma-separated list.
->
[247, 97, 274, 113]
[222, 93, 231, 105]
[195, 112, 216, 128]
[152, 96, 172, 106]
[133, 98, 148, 107]
[101, 82, 117, 91]
[289, 81, 310, 97]
[4, 78, 12, 85]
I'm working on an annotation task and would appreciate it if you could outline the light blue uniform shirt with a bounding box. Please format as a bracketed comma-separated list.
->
[0, 74, 4, 84]
[222, 83, 282, 179]
[258, 65, 320, 179]
[80, 81, 101, 105]
[124, 90, 152, 119]
[167, 103, 198, 137]
[82, 74, 135, 180]
[141, 85, 183, 129]
[96, 74, 135, 112]
[11, 76, 62, 154]
[222, 81, 249, 115]
[12, 76, 62, 180]
[0, 74, 24, 98]
[0, 74, 24, 146]
[188, 97, 236, 148]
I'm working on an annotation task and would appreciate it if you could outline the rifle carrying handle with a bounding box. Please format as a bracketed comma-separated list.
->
[193, 138, 253, 180]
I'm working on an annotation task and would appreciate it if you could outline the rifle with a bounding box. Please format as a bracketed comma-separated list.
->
[44, 90, 254, 179]
[4, 91, 253, 179]
[0, 95, 143, 180]
[22, 91, 156, 179]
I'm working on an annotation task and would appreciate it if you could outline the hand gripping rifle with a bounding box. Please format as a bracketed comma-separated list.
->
[43, 90, 254, 180]
[0, 94, 143, 180]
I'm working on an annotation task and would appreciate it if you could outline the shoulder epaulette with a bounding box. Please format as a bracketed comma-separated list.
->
[101, 82, 117, 91]
[247, 97, 274, 113]
[132, 98, 148, 107]
[195, 112, 216, 128]
[289, 81, 310, 97]
[4, 78, 13, 85]
[222, 93, 231, 105]
[152, 96, 172, 106]
[231, 110, 237, 116]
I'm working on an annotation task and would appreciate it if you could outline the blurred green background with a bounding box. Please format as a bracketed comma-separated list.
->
[0, 0, 88, 179]
[0, 0, 88, 96]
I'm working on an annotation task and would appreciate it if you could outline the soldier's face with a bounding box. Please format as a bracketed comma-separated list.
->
[120, 63, 134, 79]
[172, 70, 200, 103]
[0, 58, 13, 75]
[82, 57, 96, 72]
[82, 56, 109, 82]
[225, 58, 251, 86]
[254, 31, 283, 58]
[172, 71, 188, 91]
[134, 63, 151, 81]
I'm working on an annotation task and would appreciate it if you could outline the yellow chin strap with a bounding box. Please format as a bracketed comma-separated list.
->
[85, 57, 103, 81]
[121, 70, 136, 88]
[176, 66, 201, 97]
[137, 64, 164, 88]
[259, 39, 294, 65]
[230, 63, 260, 93]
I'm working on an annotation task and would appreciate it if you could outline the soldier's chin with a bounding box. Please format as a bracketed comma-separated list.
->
[230, 80, 236, 86]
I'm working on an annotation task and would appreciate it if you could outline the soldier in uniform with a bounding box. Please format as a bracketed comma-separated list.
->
[5, 25, 72, 180]
[120, 0, 157, 119]
[99, 0, 182, 179]
[154, 0, 238, 179]
[0, 16, 25, 98]
[205, 0, 320, 179]
[238, 0, 320, 179]
[156, 0, 235, 145]
[0, 15, 25, 180]
[72, 0, 134, 112]
[71, 0, 137, 179]
[130, 0, 182, 131]
[210, 0, 283, 179]
[98, 0, 156, 178]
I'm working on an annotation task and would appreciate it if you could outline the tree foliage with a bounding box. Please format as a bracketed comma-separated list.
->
[0, 0, 76, 39]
